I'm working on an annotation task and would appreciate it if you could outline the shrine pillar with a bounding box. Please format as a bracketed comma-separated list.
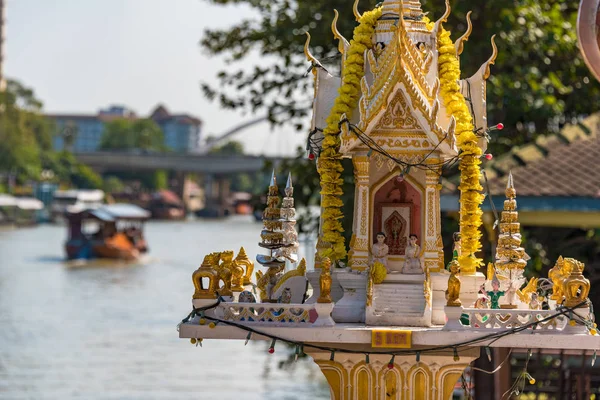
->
[424, 166, 443, 272]
[349, 155, 370, 271]
[306, 348, 479, 400]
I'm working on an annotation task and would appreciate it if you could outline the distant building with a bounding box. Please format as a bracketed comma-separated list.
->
[48, 104, 202, 153]
[149, 105, 202, 153]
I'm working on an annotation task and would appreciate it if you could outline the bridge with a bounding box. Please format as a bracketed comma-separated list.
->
[74, 152, 290, 217]
[74, 152, 278, 174]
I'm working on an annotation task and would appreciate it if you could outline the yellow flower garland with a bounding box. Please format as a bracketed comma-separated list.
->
[436, 24, 484, 273]
[318, 6, 382, 262]
[371, 262, 387, 284]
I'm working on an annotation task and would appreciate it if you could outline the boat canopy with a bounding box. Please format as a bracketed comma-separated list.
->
[0, 194, 17, 207]
[70, 203, 151, 222]
[0, 195, 44, 210]
[16, 197, 44, 210]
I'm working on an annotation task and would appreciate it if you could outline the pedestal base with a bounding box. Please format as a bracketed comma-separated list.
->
[313, 302, 335, 327]
[306, 269, 344, 304]
[332, 270, 368, 323]
[306, 348, 479, 400]
[431, 272, 485, 325]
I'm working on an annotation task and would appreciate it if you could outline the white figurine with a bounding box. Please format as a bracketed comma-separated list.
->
[402, 234, 423, 274]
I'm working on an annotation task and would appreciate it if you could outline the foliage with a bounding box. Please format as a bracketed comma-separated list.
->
[103, 176, 125, 193]
[208, 140, 245, 155]
[100, 119, 165, 151]
[201, 0, 600, 153]
[0, 80, 54, 181]
[154, 170, 168, 190]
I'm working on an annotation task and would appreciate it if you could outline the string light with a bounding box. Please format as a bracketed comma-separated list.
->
[330, 351, 335, 361]
[245, 332, 252, 346]
[294, 345, 301, 361]
[180, 300, 588, 363]
[388, 355, 396, 369]
[365, 354, 370, 364]
[593, 350, 597, 367]
[485, 346, 492, 362]
[268, 338, 277, 354]
[416, 351, 421, 363]
[484, 153, 493, 160]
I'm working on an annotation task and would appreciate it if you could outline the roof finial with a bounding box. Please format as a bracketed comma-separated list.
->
[455, 11, 473, 57]
[286, 172, 293, 189]
[270, 169, 276, 187]
[353, 0, 362, 21]
[483, 35, 498, 80]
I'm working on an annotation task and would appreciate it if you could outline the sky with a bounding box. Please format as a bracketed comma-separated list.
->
[5, 0, 306, 156]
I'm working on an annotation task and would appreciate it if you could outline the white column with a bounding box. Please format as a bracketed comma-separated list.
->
[349, 156, 370, 271]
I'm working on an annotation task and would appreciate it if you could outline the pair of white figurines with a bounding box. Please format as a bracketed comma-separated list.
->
[371, 231, 422, 274]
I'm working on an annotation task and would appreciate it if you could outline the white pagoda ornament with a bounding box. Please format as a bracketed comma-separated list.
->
[274, 173, 299, 265]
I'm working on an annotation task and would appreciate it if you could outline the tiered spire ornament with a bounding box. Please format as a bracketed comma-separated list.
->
[275, 173, 299, 263]
[256, 171, 288, 268]
[494, 172, 529, 308]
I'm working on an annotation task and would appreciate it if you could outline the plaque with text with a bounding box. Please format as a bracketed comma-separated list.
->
[371, 330, 412, 349]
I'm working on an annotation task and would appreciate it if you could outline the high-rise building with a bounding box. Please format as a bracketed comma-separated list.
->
[48, 104, 202, 153]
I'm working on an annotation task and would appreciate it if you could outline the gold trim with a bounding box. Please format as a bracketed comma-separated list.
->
[455, 11, 473, 56]
[352, 0, 362, 21]
[483, 35, 498, 79]
[271, 258, 307, 294]
[331, 10, 349, 55]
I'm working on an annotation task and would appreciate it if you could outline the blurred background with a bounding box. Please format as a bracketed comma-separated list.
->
[1, 0, 600, 399]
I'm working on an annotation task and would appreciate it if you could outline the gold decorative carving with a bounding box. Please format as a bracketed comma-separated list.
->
[425, 239, 438, 252]
[353, 156, 369, 179]
[271, 258, 307, 295]
[192, 253, 220, 299]
[426, 190, 435, 237]
[375, 92, 420, 130]
[374, 138, 431, 149]
[216, 254, 234, 298]
[234, 246, 254, 285]
[221, 250, 244, 292]
[317, 258, 333, 303]
[354, 237, 369, 251]
[561, 258, 590, 307]
[255, 265, 284, 302]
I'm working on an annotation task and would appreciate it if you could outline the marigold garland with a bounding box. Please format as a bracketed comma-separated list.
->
[371, 262, 387, 284]
[435, 23, 484, 273]
[317, 6, 382, 262]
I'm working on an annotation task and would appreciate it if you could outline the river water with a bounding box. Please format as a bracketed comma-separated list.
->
[0, 217, 330, 400]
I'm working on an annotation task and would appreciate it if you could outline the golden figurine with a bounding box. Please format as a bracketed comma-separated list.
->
[235, 246, 254, 285]
[549, 256, 569, 302]
[317, 257, 333, 303]
[517, 277, 538, 305]
[562, 258, 590, 307]
[192, 253, 220, 299]
[215, 252, 234, 298]
[221, 250, 244, 292]
[445, 260, 461, 307]
[255, 265, 284, 302]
